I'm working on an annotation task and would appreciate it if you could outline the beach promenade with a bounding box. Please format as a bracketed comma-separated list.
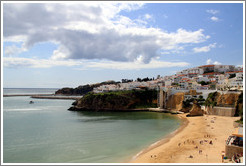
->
[131, 114, 240, 163]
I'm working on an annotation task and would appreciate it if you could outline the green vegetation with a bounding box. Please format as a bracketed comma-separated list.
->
[229, 73, 236, 79]
[55, 81, 119, 95]
[234, 92, 243, 124]
[171, 83, 180, 86]
[78, 89, 158, 111]
[204, 92, 218, 107]
[182, 98, 194, 108]
[197, 95, 205, 105]
[198, 81, 210, 86]
[235, 107, 243, 124]
[182, 95, 205, 108]
[136, 77, 154, 82]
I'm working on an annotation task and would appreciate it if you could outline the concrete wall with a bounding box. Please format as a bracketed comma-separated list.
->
[225, 145, 243, 158]
[206, 106, 236, 117]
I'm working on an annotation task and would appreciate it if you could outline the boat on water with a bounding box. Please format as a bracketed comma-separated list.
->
[29, 101, 34, 104]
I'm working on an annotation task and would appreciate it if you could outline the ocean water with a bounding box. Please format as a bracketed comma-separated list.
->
[2, 88, 181, 163]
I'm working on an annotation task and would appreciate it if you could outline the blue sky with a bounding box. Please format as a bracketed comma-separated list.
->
[2, 2, 244, 88]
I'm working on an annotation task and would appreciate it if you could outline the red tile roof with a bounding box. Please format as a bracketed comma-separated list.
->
[202, 72, 219, 75]
[181, 78, 190, 80]
[226, 71, 243, 74]
[199, 65, 215, 68]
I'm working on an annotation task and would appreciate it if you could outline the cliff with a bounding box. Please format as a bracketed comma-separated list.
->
[205, 91, 242, 107]
[166, 92, 185, 111]
[68, 89, 157, 111]
[205, 91, 243, 117]
[216, 93, 241, 107]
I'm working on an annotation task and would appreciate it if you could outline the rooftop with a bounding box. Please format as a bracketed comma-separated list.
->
[199, 65, 215, 68]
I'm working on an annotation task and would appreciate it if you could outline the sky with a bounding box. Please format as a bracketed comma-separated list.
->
[2, 2, 244, 88]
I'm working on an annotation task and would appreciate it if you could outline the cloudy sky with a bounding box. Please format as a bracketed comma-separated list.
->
[2, 2, 244, 88]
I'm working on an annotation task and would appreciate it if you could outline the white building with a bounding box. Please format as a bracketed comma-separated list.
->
[176, 67, 204, 75]
[197, 75, 210, 83]
[214, 65, 235, 73]
[215, 74, 225, 83]
[228, 72, 243, 90]
[164, 80, 172, 87]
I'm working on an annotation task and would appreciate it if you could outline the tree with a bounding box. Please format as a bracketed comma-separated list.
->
[199, 81, 209, 86]
[229, 73, 236, 79]
[137, 78, 142, 82]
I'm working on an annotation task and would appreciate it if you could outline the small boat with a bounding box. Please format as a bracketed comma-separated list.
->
[29, 101, 34, 104]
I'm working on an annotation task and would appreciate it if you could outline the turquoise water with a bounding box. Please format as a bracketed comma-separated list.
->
[3, 88, 181, 163]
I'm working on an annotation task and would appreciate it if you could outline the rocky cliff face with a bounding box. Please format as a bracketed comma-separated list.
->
[215, 93, 240, 106]
[69, 90, 157, 111]
[187, 100, 204, 117]
[205, 91, 242, 107]
[166, 92, 185, 111]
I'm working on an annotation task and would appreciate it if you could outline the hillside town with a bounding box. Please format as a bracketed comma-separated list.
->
[91, 64, 244, 163]
[93, 64, 243, 93]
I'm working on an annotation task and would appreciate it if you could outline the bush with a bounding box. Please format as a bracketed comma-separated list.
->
[205, 92, 218, 107]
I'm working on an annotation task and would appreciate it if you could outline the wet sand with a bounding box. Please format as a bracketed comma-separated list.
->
[131, 114, 240, 163]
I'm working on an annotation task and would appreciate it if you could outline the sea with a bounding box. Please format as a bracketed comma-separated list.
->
[2, 88, 181, 163]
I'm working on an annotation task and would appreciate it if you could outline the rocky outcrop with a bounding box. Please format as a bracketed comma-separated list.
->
[68, 90, 157, 111]
[166, 92, 185, 111]
[187, 100, 204, 117]
[205, 91, 243, 117]
[216, 93, 240, 106]
[205, 91, 241, 107]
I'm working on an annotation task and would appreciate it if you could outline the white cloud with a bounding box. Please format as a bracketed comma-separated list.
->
[3, 2, 210, 65]
[144, 13, 152, 20]
[206, 58, 221, 65]
[3, 57, 82, 68]
[3, 57, 189, 70]
[82, 59, 189, 70]
[4, 45, 27, 56]
[206, 9, 219, 15]
[193, 43, 216, 53]
[206, 59, 212, 64]
[213, 61, 221, 65]
[210, 16, 219, 22]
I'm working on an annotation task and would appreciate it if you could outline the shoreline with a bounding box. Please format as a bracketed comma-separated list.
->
[131, 113, 240, 163]
[130, 113, 189, 161]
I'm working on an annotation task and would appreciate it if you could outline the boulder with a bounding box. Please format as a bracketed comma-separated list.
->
[187, 100, 204, 117]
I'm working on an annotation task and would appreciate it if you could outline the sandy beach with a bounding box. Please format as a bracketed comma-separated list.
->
[131, 113, 240, 163]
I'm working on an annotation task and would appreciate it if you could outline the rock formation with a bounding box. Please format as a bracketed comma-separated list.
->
[187, 100, 204, 117]
[216, 92, 240, 106]
[68, 89, 157, 111]
[166, 92, 185, 111]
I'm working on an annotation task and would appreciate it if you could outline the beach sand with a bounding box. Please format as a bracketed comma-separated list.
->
[131, 114, 240, 163]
